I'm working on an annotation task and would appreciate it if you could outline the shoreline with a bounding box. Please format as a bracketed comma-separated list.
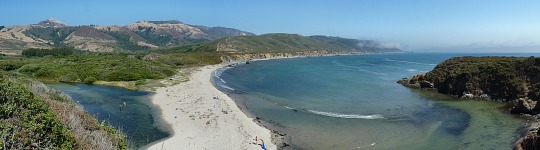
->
[145, 64, 276, 150]
[212, 65, 293, 149]
[144, 52, 394, 149]
[144, 53, 363, 149]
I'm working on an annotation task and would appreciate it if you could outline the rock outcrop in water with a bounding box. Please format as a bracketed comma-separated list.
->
[398, 56, 540, 113]
[397, 56, 540, 150]
[515, 125, 540, 150]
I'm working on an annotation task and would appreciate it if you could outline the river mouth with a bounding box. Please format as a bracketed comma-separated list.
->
[46, 83, 170, 149]
[214, 53, 528, 150]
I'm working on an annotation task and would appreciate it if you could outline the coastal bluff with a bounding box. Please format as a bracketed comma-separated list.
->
[397, 56, 540, 150]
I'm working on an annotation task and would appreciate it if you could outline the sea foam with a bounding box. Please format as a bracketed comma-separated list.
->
[213, 68, 235, 91]
[406, 69, 418, 72]
[307, 110, 385, 119]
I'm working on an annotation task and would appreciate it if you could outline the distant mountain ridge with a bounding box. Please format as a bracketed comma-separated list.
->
[0, 19, 254, 53]
[33, 18, 67, 28]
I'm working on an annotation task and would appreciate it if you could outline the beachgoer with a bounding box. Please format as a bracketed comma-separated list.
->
[260, 139, 267, 150]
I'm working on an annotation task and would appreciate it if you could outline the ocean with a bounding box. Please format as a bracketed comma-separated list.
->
[215, 53, 539, 150]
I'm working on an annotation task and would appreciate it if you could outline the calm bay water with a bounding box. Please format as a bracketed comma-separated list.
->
[46, 83, 169, 148]
[216, 53, 539, 149]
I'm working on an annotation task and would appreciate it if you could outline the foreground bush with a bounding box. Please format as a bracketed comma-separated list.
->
[0, 76, 75, 149]
[2, 75, 129, 149]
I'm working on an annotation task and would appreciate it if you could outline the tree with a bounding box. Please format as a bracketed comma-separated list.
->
[83, 76, 97, 84]
[22, 47, 74, 57]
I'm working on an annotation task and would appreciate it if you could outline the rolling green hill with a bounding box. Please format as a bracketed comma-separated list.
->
[158, 33, 402, 54]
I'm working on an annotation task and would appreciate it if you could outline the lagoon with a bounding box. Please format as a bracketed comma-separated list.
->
[46, 83, 169, 148]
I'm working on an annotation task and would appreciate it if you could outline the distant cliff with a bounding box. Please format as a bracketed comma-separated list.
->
[397, 56, 540, 150]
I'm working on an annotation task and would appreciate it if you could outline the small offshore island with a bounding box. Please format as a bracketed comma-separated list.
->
[398, 56, 540, 149]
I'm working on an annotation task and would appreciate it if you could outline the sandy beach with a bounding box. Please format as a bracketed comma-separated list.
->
[146, 64, 276, 150]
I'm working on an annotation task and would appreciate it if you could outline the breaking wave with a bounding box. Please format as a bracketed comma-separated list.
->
[213, 69, 235, 91]
[278, 103, 384, 119]
[218, 84, 235, 91]
[406, 69, 418, 72]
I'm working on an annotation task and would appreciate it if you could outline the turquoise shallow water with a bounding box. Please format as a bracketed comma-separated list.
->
[46, 83, 169, 148]
[216, 53, 539, 149]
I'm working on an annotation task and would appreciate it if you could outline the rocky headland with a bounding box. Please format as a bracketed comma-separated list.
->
[397, 56, 540, 150]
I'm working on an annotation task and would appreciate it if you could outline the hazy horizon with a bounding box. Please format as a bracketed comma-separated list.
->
[2, 0, 539, 53]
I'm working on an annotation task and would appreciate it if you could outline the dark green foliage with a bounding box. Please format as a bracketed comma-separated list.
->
[0, 77, 75, 149]
[422, 56, 540, 101]
[83, 76, 97, 84]
[105, 31, 150, 51]
[0, 26, 4, 30]
[0, 58, 31, 71]
[22, 47, 74, 57]
[23, 27, 78, 47]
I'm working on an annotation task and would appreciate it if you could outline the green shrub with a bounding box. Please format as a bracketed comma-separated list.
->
[13, 54, 176, 82]
[83, 76, 97, 84]
[0, 77, 76, 149]
[0, 58, 32, 71]
[22, 47, 74, 57]
[135, 80, 146, 85]
[59, 72, 79, 82]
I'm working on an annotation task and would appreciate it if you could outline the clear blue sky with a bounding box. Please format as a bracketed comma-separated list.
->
[2, 0, 539, 52]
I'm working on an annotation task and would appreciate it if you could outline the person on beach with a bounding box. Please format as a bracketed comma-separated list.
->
[259, 139, 267, 150]
[253, 136, 259, 145]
